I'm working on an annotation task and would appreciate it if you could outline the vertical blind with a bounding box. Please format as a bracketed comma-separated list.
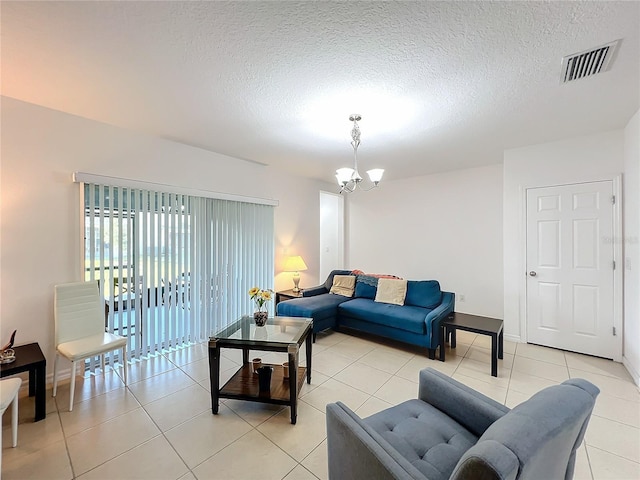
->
[82, 183, 275, 360]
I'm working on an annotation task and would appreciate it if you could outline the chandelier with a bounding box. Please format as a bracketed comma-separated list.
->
[335, 114, 384, 193]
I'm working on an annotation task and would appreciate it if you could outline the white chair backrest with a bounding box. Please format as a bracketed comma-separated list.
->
[54, 281, 105, 346]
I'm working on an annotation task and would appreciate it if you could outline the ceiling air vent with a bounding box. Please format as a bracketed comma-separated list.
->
[561, 40, 619, 84]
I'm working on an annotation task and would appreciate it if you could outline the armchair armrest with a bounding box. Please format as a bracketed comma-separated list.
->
[423, 292, 455, 348]
[450, 440, 519, 480]
[418, 368, 509, 437]
[326, 402, 427, 480]
[302, 286, 328, 297]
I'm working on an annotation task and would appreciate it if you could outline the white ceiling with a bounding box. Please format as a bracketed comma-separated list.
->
[2, 1, 639, 183]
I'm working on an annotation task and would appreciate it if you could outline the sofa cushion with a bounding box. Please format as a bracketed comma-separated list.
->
[277, 293, 350, 322]
[365, 399, 478, 480]
[323, 270, 354, 291]
[330, 275, 356, 297]
[338, 298, 430, 334]
[374, 278, 407, 306]
[405, 280, 442, 309]
[354, 275, 378, 299]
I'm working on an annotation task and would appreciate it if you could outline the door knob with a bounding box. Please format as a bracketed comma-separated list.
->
[529, 271, 537, 277]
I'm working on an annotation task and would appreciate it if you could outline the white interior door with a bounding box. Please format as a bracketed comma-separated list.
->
[319, 191, 344, 283]
[526, 181, 615, 358]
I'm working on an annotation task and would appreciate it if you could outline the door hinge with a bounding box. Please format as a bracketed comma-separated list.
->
[612, 195, 616, 204]
[613, 326, 617, 336]
[613, 261, 616, 270]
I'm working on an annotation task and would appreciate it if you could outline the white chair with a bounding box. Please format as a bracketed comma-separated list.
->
[53, 281, 127, 411]
[1, 377, 22, 473]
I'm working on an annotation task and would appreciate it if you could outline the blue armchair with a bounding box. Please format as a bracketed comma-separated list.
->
[326, 368, 599, 480]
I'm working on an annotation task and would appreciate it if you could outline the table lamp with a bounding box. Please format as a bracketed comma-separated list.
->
[283, 255, 308, 293]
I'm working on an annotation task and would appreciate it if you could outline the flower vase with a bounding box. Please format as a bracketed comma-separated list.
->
[253, 311, 268, 326]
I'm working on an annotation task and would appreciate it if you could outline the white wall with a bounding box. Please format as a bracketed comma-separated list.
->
[319, 191, 344, 283]
[503, 130, 625, 343]
[623, 109, 640, 384]
[0, 97, 333, 373]
[347, 164, 504, 319]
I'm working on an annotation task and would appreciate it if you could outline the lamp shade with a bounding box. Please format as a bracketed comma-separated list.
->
[367, 169, 384, 183]
[335, 168, 354, 185]
[283, 255, 308, 272]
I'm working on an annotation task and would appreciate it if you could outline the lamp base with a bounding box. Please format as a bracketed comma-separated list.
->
[292, 273, 301, 293]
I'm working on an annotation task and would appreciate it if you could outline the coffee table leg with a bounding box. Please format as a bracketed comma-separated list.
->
[208, 339, 220, 414]
[35, 363, 46, 421]
[305, 330, 312, 384]
[491, 334, 498, 377]
[288, 344, 298, 424]
[498, 329, 504, 359]
[439, 325, 446, 362]
[450, 327, 457, 349]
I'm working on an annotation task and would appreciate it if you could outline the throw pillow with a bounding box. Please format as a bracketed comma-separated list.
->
[405, 280, 442, 309]
[330, 275, 356, 297]
[374, 278, 408, 306]
[354, 275, 378, 299]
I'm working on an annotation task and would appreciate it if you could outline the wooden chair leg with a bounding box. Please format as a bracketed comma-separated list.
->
[69, 361, 77, 412]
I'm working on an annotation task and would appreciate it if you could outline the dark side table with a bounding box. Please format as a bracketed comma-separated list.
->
[275, 289, 303, 306]
[440, 313, 504, 377]
[0, 342, 47, 421]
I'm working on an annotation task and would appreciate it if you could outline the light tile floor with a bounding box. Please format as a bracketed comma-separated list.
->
[2, 331, 639, 479]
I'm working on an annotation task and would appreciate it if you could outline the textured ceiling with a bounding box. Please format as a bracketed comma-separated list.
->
[2, 1, 639, 182]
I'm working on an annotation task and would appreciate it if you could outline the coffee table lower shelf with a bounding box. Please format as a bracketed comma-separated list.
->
[219, 364, 306, 405]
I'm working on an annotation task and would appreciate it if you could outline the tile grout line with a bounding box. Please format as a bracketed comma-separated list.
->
[583, 443, 595, 480]
[54, 396, 78, 480]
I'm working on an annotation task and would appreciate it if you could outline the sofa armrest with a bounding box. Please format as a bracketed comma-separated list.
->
[423, 291, 455, 347]
[326, 402, 427, 480]
[302, 286, 328, 297]
[418, 368, 509, 437]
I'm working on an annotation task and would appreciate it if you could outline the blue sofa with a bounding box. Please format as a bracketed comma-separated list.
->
[327, 368, 599, 480]
[276, 270, 455, 359]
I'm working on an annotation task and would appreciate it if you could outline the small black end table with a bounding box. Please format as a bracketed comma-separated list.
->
[440, 313, 504, 377]
[0, 342, 47, 421]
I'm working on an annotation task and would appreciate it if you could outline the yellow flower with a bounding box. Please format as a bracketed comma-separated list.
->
[261, 290, 272, 301]
[248, 287, 259, 297]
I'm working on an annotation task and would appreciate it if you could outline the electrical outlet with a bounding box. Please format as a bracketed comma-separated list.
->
[459, 294, 465, 302]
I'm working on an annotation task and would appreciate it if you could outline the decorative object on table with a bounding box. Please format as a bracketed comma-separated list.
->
[0, 330, 17, 364]
[256, 365, 273, 392]
[252, 357, 262, 373]
[248, 287, 273, 326]
[282, 255, 308, 293]
[282, 362, 289, 379]
[335, 114, 384, 194]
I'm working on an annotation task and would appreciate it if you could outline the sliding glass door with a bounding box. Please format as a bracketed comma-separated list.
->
[82, 183, 274, 361]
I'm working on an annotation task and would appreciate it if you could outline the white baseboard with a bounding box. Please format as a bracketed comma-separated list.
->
[504, 334, 522, 343]
[16, 367, 116, 396]
[622, 356, 640, 388]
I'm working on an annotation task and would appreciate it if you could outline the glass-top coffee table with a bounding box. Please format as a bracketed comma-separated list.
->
[208, 315, 313, 424]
